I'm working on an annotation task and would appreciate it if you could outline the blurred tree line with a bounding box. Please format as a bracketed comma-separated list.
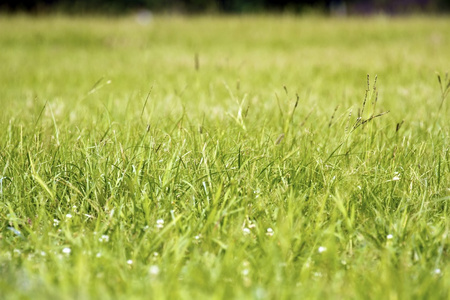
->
[1, 0, 449, 13]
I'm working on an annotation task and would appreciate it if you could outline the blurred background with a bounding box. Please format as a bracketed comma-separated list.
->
[1, 0, 449, 14]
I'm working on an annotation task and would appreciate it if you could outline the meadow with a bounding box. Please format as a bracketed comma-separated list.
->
[0, 14, 449, 299]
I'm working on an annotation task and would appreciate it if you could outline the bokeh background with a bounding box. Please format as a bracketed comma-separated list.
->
[1, 0, 449, 14]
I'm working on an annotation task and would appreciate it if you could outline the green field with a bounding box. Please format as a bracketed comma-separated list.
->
[0, 15, 449, 299]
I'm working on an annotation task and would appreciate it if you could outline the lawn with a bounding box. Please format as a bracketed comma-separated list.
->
[0, 14, 449, 299]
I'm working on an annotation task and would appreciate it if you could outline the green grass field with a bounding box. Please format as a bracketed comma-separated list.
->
[0, 14, 449, 299]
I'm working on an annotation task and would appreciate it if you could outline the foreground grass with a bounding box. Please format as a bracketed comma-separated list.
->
[0, 15, 449, 299]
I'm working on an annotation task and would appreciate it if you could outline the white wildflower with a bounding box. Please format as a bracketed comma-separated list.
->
[392, 172, 401, 181]
[243, 228, 251, 235]
[99, 235, 109, 242]
[387, 234, 393, 240]
[318, 246, 327, 253]
[127, 259, 133, 265]
[66, 214, 72, 219]
[266, 228, 274, 236]
[62, 247, 71, 254]
[149, 265, 160, 276]
[156, 219, 164, 229]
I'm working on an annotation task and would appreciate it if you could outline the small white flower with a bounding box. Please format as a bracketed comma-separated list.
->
[99, 235, 109, 242]
[149, 265, 160, 276]
[66, 214, 73, 219]
[243, 228, 251, 235]
[266, 228, 274, 236]
[434, 268, 441, 275]
[153, 252, 159, 257]
[241, 269, 250, 276]
[392, 172, 401, 181]
[318, 246, 327, 253]
[156, 219, 164, 229]
[62, 247, 71, 254]
[387, 234, 393, 240]
[40, 251, 47, 256]
[96, 252, 102, 258]
[53, 219, 60, 226]
[127, 259, 133, 265]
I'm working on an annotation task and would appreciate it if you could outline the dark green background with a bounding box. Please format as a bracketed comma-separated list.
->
[1, 0, 449, 14]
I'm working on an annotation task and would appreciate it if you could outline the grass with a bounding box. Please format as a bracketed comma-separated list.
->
[0, 14, 449, 299]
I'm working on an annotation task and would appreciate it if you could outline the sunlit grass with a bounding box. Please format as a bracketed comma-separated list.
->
[0, 14, 449, 299]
